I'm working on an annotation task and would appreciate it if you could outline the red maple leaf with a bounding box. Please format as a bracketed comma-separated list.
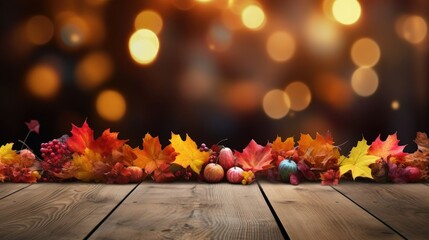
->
[66, 121, 94, 154]
[92, 129, 128, 156]
[368, 133, 407, 163]
[235, 139, 273, 173]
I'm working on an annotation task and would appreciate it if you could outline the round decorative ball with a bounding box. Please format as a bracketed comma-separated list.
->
[278, 159, 298, 182]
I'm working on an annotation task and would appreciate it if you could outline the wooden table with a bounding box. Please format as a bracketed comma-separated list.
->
[0, 181, 427, 240]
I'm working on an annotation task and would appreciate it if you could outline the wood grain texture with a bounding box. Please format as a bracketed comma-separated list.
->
[0, 183, 29, 199]
[259, 181, 401, 240]
[333, 182, 429, 240]
[89, 183, 284, 240]
[0, 183, 136, 240]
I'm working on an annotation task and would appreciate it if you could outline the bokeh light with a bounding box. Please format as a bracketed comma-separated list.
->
[285, 82, 312, 111]
[351, 38, 381, 67]
[129, 29, 160, 65]
[57, 13, 89, 48]
[266, 31, 295, 62]
[226, 81, 262, 113]
[396, 15, 428, 44]
[26, 15, 54, 45]
[75, 51, 113, 90]
[332, 0, 361, 25]
[241, 4, 265, 30]
[391, 100, 400, 110]
[134, 10, 163, 34]
[172, 0, 195, 11]
[351, 67, 379, 97]
[206, 22, 232, 51]
[262, 89, 291, 119]
[26, 64, 61, 99]
[305, 16, 343, 57]
[96, 90, 126, 121]
[315, 74, 354, 110]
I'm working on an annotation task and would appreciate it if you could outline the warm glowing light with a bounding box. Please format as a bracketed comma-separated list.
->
[285, 82, 312, 111]
[221, 9, 242, 30]
[396, 15, 428, 44]
[26, 15, 54, 45]
[26, 64, 60, 99]
[226, 81, 262, 113]
[391, 100, 400, 110]
[241, 4, 265, 30]
[134, 10, 163, 34]
[56, 13, 90, 48]
[96, 90, 126, 121]
[76, 51, 113, 90]
[323, 0, 336, 19]
[351, 67, 379, 97]
[351, 38, 380, 67]
[206, 22, 232, 51]
[266, 31, 295, 62]
[262, 89, 291, 119]
[315, 74, 354, 109]
[332, 0, 361, 25]
[173, 0, 195, 10]
[129, 29, 160, 65]
[305, 16, 342, 57]
[195, 0, 212, 2]
[180, 68, 214, 101]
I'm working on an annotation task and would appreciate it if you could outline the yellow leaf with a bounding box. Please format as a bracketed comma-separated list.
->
[339, 139, 380, 180]
[170, 133, 209, 174]
[71, 148, 103, 182]
[0, 143, 18, 165]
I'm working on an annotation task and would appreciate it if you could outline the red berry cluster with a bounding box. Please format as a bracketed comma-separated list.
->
[40, 135, 71, 175]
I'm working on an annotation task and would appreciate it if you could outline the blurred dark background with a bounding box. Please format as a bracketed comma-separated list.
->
[0, 0, 428, 152]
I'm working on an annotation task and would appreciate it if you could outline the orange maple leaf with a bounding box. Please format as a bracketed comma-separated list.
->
[170, 133, 209, 174]
[297, 132, 339, 169]
[368, 133, 407, 163]
[235, 139, 273, 173]
[133, 133, 175, 176]
[92, 129, 128, 156]
[272, 136, 295, 153]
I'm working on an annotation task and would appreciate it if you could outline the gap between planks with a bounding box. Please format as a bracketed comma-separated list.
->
[0, 183, 137, 240]
[258, 181, 402, 240]
[0, 183, 31, 200]
[332, 182, 429, 240]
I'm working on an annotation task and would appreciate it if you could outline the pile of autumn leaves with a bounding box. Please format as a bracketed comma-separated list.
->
[0, 121, 428, 184]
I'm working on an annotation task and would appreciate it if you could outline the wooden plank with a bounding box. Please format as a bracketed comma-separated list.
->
[89, 183, 284, 240]
[333, 182, 429, 240]
[0, 183, 30, 199]
[0, 183, 136, 240]
[259, 181, 401, 240]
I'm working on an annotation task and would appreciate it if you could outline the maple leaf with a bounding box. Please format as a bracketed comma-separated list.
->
[133, 133, 175, 175]
[170, 133, 209, 174]
[25, 120, 40, 134]
[0, 143, 18, 165]
[272, 136, 295, 153]
[235, 139, 273, 173]
[368, 133, 407, 163]
[152, 163, 176, 183]
[70, 149, 104, 182]
[91, 129, 128, 156]
[414, 132, 429, 153]
[66, 121, 94, 154]
[297, 132, 340, 169]
[339, 139, 380, 180]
